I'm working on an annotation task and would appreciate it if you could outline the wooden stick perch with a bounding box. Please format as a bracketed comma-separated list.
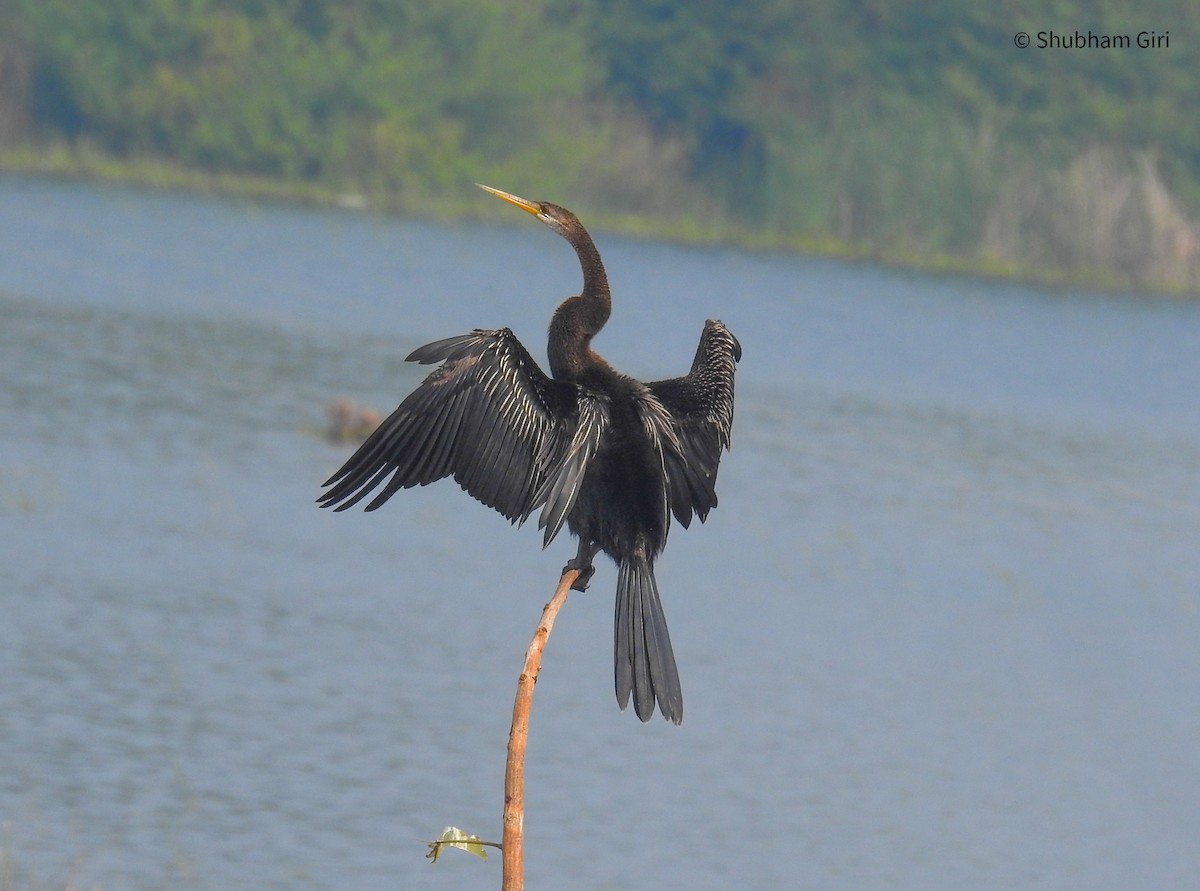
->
[501, 568, 579, 891]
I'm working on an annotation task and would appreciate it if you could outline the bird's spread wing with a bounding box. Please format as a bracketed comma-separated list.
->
[534, 393, 609, 545]
[318, 328, 606, 542]
[646, 319, 741, 527]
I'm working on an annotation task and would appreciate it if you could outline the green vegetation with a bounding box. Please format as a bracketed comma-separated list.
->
[2, 0, 1199, 293]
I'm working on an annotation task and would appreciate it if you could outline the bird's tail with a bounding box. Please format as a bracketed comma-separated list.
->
[615, 556, 683, 724]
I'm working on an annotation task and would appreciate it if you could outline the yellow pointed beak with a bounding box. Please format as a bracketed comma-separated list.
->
[476, 183, 541, 216]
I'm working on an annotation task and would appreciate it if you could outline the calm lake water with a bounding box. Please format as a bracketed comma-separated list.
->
[1, 175, 1198, 890]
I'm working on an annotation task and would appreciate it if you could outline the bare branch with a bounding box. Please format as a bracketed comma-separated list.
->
[502, 568, 580, 891]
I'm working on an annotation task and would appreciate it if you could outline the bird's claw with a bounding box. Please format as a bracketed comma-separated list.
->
[564, 559, 595, 592]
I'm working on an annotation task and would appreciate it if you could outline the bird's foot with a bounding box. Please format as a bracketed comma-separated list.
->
[564, 559, 595, 592]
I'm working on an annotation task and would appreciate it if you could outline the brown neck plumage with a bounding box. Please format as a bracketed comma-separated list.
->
[548, 224, 611, 381]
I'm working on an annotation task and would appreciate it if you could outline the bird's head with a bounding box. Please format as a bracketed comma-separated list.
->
[477, 183, 583, 243]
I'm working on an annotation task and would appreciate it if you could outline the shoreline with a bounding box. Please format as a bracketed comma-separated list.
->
[2, 144, 1190, 301]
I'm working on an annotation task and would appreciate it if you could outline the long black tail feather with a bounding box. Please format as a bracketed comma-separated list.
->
[614, 558, 682, 724]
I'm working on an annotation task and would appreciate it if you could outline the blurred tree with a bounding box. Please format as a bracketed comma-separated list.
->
[7, 0, 1200, 286]
[0, 1, 33, 145]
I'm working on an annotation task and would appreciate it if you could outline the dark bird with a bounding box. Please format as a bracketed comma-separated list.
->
[318, 184, 740, 723]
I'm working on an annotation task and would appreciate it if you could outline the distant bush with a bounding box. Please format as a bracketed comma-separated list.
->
[6, 0, 1200, 292]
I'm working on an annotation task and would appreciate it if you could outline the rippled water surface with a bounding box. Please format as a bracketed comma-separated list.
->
[1, 175, 1198, 890]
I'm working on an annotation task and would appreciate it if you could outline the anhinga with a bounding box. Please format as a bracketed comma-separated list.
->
[319, 184, 740, 724]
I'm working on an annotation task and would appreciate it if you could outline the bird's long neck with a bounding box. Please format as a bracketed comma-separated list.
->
[548, 230, 611, 381]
